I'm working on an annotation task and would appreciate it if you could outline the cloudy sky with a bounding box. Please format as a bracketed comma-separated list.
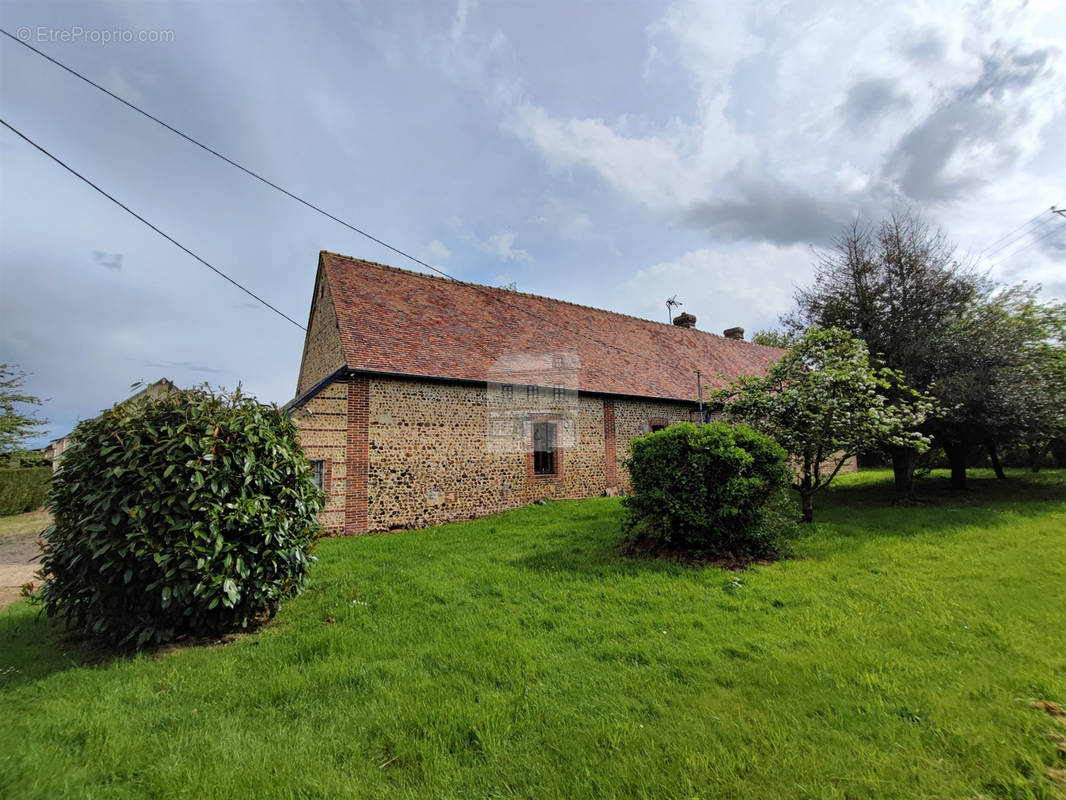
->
[2, 0, 1064, 447]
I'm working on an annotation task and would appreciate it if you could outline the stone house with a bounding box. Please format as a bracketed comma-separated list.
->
[288, 251, 784, 534]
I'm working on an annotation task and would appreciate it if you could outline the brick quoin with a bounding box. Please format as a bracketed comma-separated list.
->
[345, 375, 369, 534]
[603, 398, 617, 490]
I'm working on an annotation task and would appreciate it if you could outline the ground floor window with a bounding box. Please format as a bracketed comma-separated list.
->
[310, 459, 326, 491]
[533, 421, 558, 475]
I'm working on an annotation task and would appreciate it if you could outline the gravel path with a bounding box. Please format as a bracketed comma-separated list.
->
[0, 532, 43, 610]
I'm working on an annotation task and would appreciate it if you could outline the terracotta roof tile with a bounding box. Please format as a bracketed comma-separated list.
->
[321, 251, 783, 402]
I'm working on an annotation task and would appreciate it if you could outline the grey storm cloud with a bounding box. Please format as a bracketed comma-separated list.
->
[885, 44, 1057, 203]
[682, 172, 847, 246]
[841, 78, 911, 126]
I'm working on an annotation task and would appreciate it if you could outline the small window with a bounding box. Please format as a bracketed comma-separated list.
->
[527, 384, 539, 401]
[552, 355, 565, 369]
[533, 421, 557, 475]
[552, 384, 565, 400]
[650, 423, 666, 433]
[501, 383, 513, 399]
[310, 459, 326, 491]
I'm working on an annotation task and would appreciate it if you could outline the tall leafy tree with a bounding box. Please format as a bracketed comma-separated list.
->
[0, 364, 49, 465]
[712, 328, 938, 522]
[786, 212, 991, 496]
[933, 288, 1066, 487]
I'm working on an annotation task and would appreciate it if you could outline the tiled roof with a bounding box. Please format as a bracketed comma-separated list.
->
[320, 251, 784, 402]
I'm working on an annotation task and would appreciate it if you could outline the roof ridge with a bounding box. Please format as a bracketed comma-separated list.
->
[319, 250, 779, 352]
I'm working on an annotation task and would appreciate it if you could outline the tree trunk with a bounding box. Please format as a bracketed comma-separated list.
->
[944, 443, 969, 490]
[1028, 444, 1046, 473]
[800, 490, 814, 523]
[799, 461, 814, 523]
[889, 446, 918, 503]
[986, 439, 1006, 480]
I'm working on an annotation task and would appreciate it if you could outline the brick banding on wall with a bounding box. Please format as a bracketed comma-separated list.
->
[345, 375, 369, 534]
[603, 398, 617, 490]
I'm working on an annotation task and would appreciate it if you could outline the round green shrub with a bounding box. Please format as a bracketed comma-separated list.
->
[622, 421, 792, 558]
[37, 386, 322, 648]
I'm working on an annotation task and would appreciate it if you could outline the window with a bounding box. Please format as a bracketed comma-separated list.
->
[650, 423, 666, 433]
[501, 383, 513, 399]
[553, 383, 565, 400]
[526, 384, 539, 401]
[648, 417, 669, 433]
[533, 421, 557, 475]
[552, 355, 565, 369]
[310, 459, 326, 491]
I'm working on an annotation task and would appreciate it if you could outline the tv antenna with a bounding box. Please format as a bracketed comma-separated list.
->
[666, 295, 682, 324]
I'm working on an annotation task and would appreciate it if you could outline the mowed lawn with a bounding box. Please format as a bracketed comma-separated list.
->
[1, 470, 1064, 799]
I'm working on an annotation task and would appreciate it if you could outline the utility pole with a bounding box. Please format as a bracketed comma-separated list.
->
[696, 370, 703, 426]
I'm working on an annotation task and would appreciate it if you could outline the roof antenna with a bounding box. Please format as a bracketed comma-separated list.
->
[666, 295, 682, 324]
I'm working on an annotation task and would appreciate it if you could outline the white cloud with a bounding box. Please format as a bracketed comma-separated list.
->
[622, 244, 802, 332]
[418, 239, 452, 265]
[465, 230, 533, 262]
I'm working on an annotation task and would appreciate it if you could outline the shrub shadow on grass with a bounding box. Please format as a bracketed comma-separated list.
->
[0, 604, 99, 689]
[0, 600, 269, 690]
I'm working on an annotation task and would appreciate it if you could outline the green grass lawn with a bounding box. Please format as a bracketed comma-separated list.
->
[0, 508, 50, 538]
[1, 469, 1064, 799]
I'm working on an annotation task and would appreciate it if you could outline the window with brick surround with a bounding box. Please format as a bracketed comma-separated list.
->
[648, 417, 669, 433]
[501, 383, 513, 399]
[310, 459, 326, 491]
[526, 384, 539, 401]
[552, 383, 565, 400]
[533, 421, 558, 475]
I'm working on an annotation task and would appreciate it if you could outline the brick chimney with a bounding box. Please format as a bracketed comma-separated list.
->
[723, 326, 744, 340]
[672, 312, 696, 328]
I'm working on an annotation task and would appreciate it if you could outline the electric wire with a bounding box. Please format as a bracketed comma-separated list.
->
[0, 118, 307, 331]
[0, 28, 711, 375]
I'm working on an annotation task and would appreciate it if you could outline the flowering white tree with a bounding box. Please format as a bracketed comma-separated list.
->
[712, 328, 940, 522]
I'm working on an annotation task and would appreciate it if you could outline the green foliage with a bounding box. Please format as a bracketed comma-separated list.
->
[0, 467, 51, 516]
[0, 364, 49, 464]
[714, 327, 940, 521]
[36, 385, 322, 648]
[622, 421, 792, 556]
[749, 328, 798, 349]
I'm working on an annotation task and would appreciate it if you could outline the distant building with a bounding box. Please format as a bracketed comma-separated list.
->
[287, 251, 785, 534]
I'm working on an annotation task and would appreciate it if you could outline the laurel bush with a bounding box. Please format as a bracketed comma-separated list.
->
[622, 421, 792, 558]
[37, 386, 322, 648]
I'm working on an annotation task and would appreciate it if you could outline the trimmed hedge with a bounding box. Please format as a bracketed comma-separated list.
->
[622, 422, 792, 558]
[0, 467, 51, 516]
[37, 386, 323, 648]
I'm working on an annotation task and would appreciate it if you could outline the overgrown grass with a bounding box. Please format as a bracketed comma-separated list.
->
[1, 469, 1064, 799]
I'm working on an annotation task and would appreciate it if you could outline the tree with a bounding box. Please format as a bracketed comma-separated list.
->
[931, 288, 1066, 488]
[0, 364, 49, 465]
[713, 328, 938, 522]
[785, 212, 984, 498]
[750, 329, 799, 349]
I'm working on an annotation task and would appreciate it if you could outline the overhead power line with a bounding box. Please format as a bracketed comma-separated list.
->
[0, 28, 709, 377]
[989, 215, 1066, 270]
[976, 206, 1053, 257]
[0, 118, 307, 331]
